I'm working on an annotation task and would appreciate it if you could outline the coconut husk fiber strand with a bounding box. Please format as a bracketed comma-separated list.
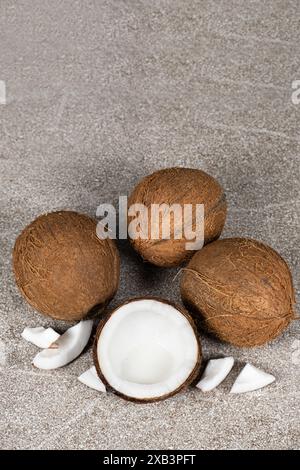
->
[180, 238, 295, 347]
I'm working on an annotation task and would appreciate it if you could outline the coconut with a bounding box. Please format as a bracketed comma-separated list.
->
[180, 238, 296, 347]
[127, 167, 227, 267]
[93, 298, 201, 402]
[13, 211, 120, 321]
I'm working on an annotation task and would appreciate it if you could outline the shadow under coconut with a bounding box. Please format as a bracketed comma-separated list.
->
[180, 299, 216, 339]
[117, 234, 172, 295]
[218, 359, 244, 393]
[191, 357, 246, 393]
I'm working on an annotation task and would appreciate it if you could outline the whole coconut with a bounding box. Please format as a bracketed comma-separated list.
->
[13, 211, 120, 321]
[128, 167, 227, 267]
[181, 238, 295, 347]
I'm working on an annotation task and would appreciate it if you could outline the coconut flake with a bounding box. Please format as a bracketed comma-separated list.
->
[22, 326, 60, 349]
[33, 320, 93, 370]
[78, 366, 106, 392]
[196, 357, 234, 392]
[230, 363, 275, 393]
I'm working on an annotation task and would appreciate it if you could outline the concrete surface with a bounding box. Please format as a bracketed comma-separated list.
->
[0, 0, 299, 450]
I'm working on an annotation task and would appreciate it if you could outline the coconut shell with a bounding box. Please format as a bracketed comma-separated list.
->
[13, 211, 120, 321]
[128, 167, 227, 267]
[181, 238, 296, 347]
[93, 297, 202, 403]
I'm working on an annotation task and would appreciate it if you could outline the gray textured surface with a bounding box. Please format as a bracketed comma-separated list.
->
[0, 0, 299, 450]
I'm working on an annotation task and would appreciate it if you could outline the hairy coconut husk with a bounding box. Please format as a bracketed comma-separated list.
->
[93, 297, 202, 403]
[13, 211, 120, 321]
[180, 238, 296, 347]
[128, 167, 227, 267]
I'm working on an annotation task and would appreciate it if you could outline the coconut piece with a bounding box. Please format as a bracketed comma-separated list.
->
[181, 238, 295, 347]
[21, 326, 60, 348]
[230, 364, 275, 393]
[13, 211, 120, 321]
[127, 167, 227, 267]
[93, 298, 201, 403]
[33, 320, 93, 369]
[196, 357, 234, 392]
[78, 366, 106, 392]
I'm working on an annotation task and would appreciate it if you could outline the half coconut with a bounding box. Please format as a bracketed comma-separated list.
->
[93, 298, 201, 402]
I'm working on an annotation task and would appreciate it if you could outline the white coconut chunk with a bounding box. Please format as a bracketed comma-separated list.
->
[196, 357, 234, 392]
[96, 299, 200, 401]
[230, 363, 275, 394]
[33, 320, 93, 370]
[78, 366, 106, 392]
[21, 326, 60, 349]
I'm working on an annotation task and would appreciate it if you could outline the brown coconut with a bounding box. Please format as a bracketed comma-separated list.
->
[13, 211, 120, 321]
[93, 297, 202, 403]
[127, 167, 227, 267]
[180, 238, 296, 347]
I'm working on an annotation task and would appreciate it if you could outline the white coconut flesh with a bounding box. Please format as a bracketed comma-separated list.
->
[97, 299, 199, 400]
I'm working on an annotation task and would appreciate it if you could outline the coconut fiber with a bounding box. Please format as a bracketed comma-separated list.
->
[180, 238, 295, 347]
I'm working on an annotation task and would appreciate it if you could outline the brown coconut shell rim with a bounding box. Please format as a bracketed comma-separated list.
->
[93, 296, 202, 403]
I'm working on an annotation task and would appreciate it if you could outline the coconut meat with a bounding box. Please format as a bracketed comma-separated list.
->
[196, 357, 234, 392]
[21, 326, 60, 349]
[97, 299, 199, 400]
[33, 320, 93, 370]
[78, 366, 106, 392]
[230, 363, 275, 393]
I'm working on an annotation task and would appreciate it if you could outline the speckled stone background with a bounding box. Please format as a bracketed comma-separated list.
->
[0, 0, 299, 450]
